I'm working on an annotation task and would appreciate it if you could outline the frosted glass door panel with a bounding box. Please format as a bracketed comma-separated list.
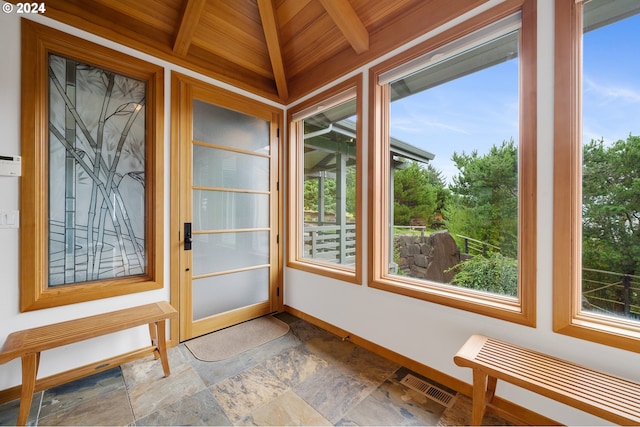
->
[193, 100, 269, 154]
[192, 268, 269, 320]
[193, 145, 269, 191]
[192, 232, 269, 276]
[193, 190, 269, 230]
[189, 97, 272, 326]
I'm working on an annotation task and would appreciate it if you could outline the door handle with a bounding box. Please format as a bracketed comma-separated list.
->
[184, 222, 192, 251]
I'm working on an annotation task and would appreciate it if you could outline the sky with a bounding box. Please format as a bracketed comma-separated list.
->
[388, 10, 640, 185]
[583, 13, 640, 145]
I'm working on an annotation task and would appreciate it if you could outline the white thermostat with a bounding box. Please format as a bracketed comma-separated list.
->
[0, 155, 21, 177]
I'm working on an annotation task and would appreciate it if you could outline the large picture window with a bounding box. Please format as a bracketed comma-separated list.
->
[288, 76, 362, 283]
[370, 1, 536, 324]
[20, 21, 164, 311]
[554, 0, 640, 350]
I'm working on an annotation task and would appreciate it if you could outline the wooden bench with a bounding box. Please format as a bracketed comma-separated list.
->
[0, 301, 177, 426]
[454, 334, 640, 425]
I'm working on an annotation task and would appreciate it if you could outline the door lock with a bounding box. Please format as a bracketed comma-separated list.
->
[184, 222, 192, 250]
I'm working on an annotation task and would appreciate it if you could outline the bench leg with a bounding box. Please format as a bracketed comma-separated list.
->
[486, 375, 497, 401]
[471, 369, 488, 426]
[157, 320, 170, 377]
[148, 322, 159, 359]
[149, 320, 170, 377]
[17, 352, 40, 426]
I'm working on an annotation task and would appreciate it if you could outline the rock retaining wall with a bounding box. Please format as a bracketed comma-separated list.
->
[395, 230, 468, 283]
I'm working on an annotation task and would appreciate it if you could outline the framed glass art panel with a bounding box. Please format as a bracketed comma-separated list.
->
[20, 20, 164, 311]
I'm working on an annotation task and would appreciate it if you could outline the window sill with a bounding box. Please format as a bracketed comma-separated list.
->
[555, 311, 640, 353]
[287, 259, 361, 285]
[370, 275, 535, 326]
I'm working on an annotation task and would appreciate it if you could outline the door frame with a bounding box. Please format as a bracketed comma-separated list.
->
[169, 72, 284, 342]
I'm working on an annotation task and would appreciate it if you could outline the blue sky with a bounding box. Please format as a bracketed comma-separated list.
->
[390, 59, 518, 183]
[583, 13, 640, 145]
[389, 12, 640, 185]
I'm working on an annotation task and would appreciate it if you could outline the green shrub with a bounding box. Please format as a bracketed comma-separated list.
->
[448, 252, 518, 297]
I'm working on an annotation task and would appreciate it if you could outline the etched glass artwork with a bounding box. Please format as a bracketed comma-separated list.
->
[48, 54, 147, 286]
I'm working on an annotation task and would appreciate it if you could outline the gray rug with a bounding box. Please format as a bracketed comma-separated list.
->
[184, 316, 290, 362]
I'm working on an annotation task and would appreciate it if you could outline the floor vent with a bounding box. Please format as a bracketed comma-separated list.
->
[400, 373, 456, 408]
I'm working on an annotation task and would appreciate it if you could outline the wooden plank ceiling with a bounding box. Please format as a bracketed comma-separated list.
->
[14, 0, 488, 102]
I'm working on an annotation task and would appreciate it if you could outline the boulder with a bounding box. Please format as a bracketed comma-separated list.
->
[423, 231, 461, 283]
[394, 230, 461, 281]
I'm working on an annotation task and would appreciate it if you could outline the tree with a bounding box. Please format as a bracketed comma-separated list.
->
[303, 178, 319, 212]
[346, 165, 357, 220]
[393, 161, 439, 225]
[582, 135, 640, 277]
[303, 166, 357, 222]
[303, 177, 336, 217]
[446, 139, 518, 257]
[424, 163, 450, 220]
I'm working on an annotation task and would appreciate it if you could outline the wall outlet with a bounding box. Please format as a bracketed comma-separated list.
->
[0, 210, 19, 228]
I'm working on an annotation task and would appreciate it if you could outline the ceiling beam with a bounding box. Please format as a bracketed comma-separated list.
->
[318, 0, 369, 54]
[257, 0, 289, 100]
[173, 0, 207, 56]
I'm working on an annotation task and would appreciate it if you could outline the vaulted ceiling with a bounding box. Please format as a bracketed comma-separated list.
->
[14, 0, 487, 103]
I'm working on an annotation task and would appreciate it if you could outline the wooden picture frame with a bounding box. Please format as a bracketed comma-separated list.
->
[20, 20, 164, 311]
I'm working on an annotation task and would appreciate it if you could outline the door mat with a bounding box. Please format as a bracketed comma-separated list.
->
[184, 316, 290, 362]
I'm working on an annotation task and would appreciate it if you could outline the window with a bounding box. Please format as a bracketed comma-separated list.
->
[553, 0, 640, 350]
[370, 1, 536, 325]
[288, 76, 362, 283]
[20, 21, 164, 311]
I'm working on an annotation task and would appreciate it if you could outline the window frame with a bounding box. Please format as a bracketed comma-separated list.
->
[20, 21, 164, 311]
[368, 0, 537, 326]
[287, 75, 363, 284]
[552, 0, 640, 352]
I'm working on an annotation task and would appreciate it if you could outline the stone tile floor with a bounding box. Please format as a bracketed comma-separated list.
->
[0, 313, 511, 426]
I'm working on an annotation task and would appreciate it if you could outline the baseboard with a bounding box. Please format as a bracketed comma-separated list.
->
[284, 305, 560, 426]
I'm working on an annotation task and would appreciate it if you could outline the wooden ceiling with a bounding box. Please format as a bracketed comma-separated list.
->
[15, 0, 488, 103]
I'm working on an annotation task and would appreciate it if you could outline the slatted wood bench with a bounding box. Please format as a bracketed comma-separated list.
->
[0, 301, 177, 426]
[454, 334, 640, 425]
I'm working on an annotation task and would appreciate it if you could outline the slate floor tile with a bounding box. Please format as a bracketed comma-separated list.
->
[39, 367, 125, 419]
[294, 366, 373, 424]
[135, 388, 231, 426]
[239, 390, 332, 426]
[210, 364, 288, 422]
[263, 344, 329, 388]
[38, 387, 133, 426]
[339, 377, 445, 426]
[126, 361, 206, 419]
[0, 392, 41, 426]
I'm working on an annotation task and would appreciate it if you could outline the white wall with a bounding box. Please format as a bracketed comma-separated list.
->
[0, 2, 637, 425]
[0, 8, 282, 391]
[284, 1, 640, 426]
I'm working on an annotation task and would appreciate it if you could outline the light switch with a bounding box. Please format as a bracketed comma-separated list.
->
[0, 210, 19, 228]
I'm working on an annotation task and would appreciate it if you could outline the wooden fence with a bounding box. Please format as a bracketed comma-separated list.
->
[303, 223, 356, 265]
